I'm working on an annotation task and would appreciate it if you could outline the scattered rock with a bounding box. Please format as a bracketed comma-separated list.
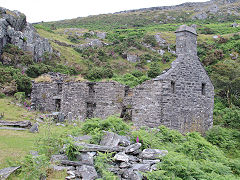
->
[96, 32, 106, 39]
[29, 122, 39, 133]
[88, 39, 103, 48]
[114, 152, 129, 162]
[0, 166, 21, 180]
[158, 49, 165, 56]
[119, 135, 131, 147]
[100, 131, 121, 147]
[151, 164, 158, 171]
[50, 154, 68, 163]
[192, 12, 208, 20]
[142, 159, 160, 165]
[60, 160, 83, 167]
[119, 162, 132, 168]
[76, 152, 95, 165]
[231, 22, 239, 27]
[125, 143, 142, 154]
[0, 127, 28, 131]
[50, 165, 74, 171]
[127, 54, 139, 63]
[140, 149, 168, 159]
[154, 34, 167, 46]
[56, 123, 65, 127]
[122, 168, 142, 180]
[132, 163, 151, 172]
[75, 143, 125, 152]
[76, 165, 98, 180]
[73, 135, 92, 142]
[128, 155, 140, 162]
[0, 120, 32, 128]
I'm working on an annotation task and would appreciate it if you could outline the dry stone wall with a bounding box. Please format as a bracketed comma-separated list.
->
[131, 80, 163, 127]
[61, 82, 89, 121]
[31, 82, 58, 112]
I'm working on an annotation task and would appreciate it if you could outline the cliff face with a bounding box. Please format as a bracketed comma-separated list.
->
[0, 7, 52, 62]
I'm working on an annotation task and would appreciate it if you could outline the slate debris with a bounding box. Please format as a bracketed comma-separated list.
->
[50, 131, 168, 179]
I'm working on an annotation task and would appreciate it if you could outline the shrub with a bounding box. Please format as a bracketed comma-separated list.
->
[13, 74, 32, 95]
[35, 120, 65, 158]
[0, 92, 6, 98]
[19, 154, 49, 180]
[94, 152, 118, 179]
[26, 64, 52, 78]
[143, 34, 158, 47]
[86, 67, 113, 80]
[214, 107, 240, 129]
[147, 62, 161, 78]
[205, 126, 240, 157]
[131, 70, 144, 78]
[14, 92, 25, 103]
[65, 140, 81, 160]
[81, 116, 130, 144]
[113, 73, 140, 87]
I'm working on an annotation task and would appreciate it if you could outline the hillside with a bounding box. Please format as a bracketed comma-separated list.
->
[0, 0, 240, 179]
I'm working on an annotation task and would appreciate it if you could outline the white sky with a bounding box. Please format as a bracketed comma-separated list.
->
[0, 0, 208, 23]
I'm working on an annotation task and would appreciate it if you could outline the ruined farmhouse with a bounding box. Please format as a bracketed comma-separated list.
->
[31, 25, 214, 134]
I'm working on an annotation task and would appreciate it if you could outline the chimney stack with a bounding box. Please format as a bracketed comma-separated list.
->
[175, 25, 198, 56]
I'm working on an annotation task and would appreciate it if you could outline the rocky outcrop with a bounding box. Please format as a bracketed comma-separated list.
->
[0, 7, 52, 62]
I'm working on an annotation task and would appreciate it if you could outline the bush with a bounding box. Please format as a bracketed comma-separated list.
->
[147, 62, 161, 78]
[205, 126, 240, 157]
[86, 67, 113, 80]
[14, 92, 25, 103]
[65, 140, 81, 160]
[94, 152, 118, 179]
[214, 107, 240, 129]
[113, 73, 141, 87]
[143, 34, 158, 47]
[0, 92, 6, 98]
[19, 154, 49, 180]
[81, 116, 130, 144]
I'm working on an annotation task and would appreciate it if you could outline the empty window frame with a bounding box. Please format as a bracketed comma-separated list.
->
[202, 83, 206, 95]
[171, 81, 176, 93]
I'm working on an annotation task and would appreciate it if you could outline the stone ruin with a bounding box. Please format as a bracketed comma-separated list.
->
[31, 25, 214, 134]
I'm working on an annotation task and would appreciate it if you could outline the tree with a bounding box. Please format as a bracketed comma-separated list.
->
[211, 60, 240, 107]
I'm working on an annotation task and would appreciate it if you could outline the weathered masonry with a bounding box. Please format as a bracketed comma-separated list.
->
[31, 25, 214, 134]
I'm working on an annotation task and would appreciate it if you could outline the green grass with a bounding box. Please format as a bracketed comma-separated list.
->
[0, 98, 36, 122]
[0, 97, 72, 179]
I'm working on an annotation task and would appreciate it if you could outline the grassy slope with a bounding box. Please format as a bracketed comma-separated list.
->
[0, 98, 68, 179]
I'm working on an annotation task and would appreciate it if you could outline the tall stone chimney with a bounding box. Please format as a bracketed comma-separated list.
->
[175, 25, 197, 56]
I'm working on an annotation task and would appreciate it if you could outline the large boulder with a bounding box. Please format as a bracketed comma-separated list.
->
[140, 149, 168, 159]
[0, 7, 52, 62]
[127, 54, 139, 63]
[76, 165, 98, 180]
[125, 143, 142, 154]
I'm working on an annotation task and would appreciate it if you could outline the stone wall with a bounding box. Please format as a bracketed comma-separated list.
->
[31, 82, 58, 112]
[131, 80, 163, 127]
[32, 79, 127, 122]
[92, 82, 126, 119]
[156, 55, 214, 134]
[61, 82, 89, 121]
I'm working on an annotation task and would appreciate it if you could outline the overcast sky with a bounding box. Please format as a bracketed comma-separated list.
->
[0, 0, 208, 23]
